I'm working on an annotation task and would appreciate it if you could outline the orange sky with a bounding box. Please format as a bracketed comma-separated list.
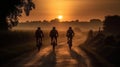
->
[19, 0, 120, 22]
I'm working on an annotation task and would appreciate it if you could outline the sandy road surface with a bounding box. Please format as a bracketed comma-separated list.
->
[3, 32, 92, 67]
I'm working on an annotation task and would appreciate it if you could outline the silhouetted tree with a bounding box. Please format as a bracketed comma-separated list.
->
[43, 20, 49, 23]
[0, 0, 35, 30]
[103, 15, 120, 35]
[75, 19, 79, 23]
[50, 18, 60, 23]
[90, 19, 102, 23]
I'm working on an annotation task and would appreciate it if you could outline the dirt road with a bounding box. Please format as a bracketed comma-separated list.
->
[3, 32, 94, 67]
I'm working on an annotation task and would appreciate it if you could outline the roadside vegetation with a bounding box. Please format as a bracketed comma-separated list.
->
[82, 30, 120, 67]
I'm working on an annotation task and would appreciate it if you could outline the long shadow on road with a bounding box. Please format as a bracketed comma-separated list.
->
[38, 50, 56, 67]
[70, 49, 87, 67]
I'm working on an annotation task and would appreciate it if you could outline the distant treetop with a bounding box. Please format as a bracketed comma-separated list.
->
[103, 15, 120, 35]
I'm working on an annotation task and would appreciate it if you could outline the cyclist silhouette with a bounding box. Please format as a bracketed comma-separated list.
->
[35, 27, 44, 51]
[50, 27, 58, 48]
[66, 27, 74, 49]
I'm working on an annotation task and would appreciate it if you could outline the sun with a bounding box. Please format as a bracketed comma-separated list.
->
[58, 15, 63, 20]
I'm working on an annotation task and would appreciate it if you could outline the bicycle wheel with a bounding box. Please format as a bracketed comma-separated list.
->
[53, 42, 56, 51]
[37, 41, 42, 51]
[68, 39, 72, 50]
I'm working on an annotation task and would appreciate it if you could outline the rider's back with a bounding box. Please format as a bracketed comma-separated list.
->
[50, 30, 58, 37]
[67, 29, 74, 37]
[35, 30, 43, 38]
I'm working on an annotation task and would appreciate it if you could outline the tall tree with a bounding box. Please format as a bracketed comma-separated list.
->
[0, 0, 35, 30]
[103, 15, 120, 35]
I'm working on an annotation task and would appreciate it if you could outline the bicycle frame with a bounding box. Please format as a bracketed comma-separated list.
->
[68, 38, 72, 50]
[36, 38, 42, 51]
[51, 38, 57, 51]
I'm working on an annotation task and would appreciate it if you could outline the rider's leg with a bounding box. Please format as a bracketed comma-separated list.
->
[40, 38, 42, 43]
[36, 38, 40, 51]
[36, 38, 39, 45]
[67, 37, 71, 49]
[55, 37, 57, 44]
[39, 38, 43, 50]
[38, 38, 40, 43]
[70, 37, 73, 44]
[67, 37, 69, 43]
[51, 37, 53, 44]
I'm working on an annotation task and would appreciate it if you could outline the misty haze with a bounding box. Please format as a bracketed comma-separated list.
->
[0, 0, 120, 67]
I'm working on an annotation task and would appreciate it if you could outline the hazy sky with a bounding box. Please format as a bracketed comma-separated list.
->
[20, 0, 120, 22]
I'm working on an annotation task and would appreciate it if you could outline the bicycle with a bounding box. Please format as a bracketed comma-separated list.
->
[51, 38, 57, 51]
[36, 38, 42, 51]
[67, 38, 72, 50]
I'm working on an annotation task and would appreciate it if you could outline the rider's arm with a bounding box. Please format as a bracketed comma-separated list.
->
[56, 31, 59, 37]
[72, 30, 75, 36]
[42, 31, 44, 37]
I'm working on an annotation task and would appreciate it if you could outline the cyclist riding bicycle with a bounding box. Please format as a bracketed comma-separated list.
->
[35, 27, 44, 51]
[66, 27, 74, 49]
[49, 27, 58, 49]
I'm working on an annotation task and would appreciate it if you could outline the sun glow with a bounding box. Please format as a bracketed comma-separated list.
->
[58, 15, 63, 20]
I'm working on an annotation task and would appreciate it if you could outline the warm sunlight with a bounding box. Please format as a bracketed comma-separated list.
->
[58, 15, 63, 20]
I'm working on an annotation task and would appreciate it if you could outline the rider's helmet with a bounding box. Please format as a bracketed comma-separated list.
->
[38, 27, 41, 30]
[69, 27, 72, 29]
[53, 27, 56, 30]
